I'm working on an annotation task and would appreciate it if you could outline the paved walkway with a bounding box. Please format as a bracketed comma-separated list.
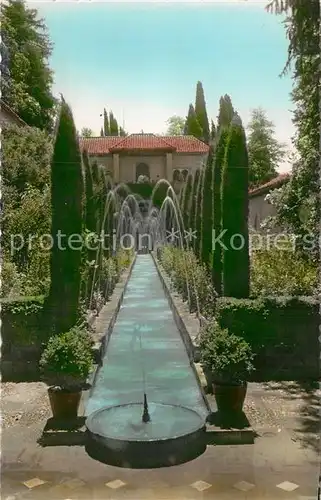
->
[85, 254, 208, 420]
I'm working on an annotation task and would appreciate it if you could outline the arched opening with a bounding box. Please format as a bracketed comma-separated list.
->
[136, 163, 150, 182]
[173, 169, 180, 182]
[182, 169, 188, 181]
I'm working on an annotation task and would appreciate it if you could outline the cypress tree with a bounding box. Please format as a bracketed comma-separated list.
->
[109, 111, 119, 136]
[82, 150, 96, 305]
[188, 169, 200, 233]
[83, 150, 95, 233]
[200, 147, 215, 268]
[100, 127, 104, 137]
[103, 108, 110, 136]
[195, 81, 210, 144]
[193, 167, 204, 257]
[210, 120, 216, 143]
[221, 113, 250, 298]
[185, 104, 203, 139]
[182, 173, 193, 233]
[212, 127, 229, 295]
[217, 94, 234, 132]
[119, 126, 127, 136]
[48, 97, 84, 333]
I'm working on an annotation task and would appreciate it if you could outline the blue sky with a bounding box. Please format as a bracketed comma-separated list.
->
[31, 0, 294, 171]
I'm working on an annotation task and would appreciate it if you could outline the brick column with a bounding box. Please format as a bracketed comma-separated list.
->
[113, 154, 120, 183]
[166, 153, 173, 181]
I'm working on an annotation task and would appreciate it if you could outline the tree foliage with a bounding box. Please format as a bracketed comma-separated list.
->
[1, 0, 55, 130]
[194, 167, 204, 257]
[109, 111, 119, 136]
[266, 0, 320, 259]
[217, 94, 234, 132]
[166, 115, 185, 135]
[195, 81, 210, 144]
[247, 108, 286, 187]
[200, 148, 214, 268]
[81, 127, 94, 137]
[188, 169, 200, 235]
[181, 173, 193, 232]
[212, 127, 229, 295]
[184, 104, 203, 140]
[48, 98, 84, 333]
[222, 114, 250, 298]
[103, 108, 109, 136]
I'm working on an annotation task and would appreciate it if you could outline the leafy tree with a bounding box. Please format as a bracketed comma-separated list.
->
[109, 111, 119, 136]
[81, 127, 94, 138]
[212, 127, 229, 295]
[103, 108, 109, 136]
[217, 94, 234, 132]
[166, 115, 185, 135]
[184, 104, 203, 139]
[200, 147, 214, 267]
[194, 167, 204, 257]
[188, 169, 200, 234]
[48, 98, 84, 333]
[100, 127, 104, 137]
[2, 124, 52, 295]
[2, 124, 51, 201]
[247, 108, 286, 187]
[221, 114, 250, 298]
[1, 0, 55, 130]
[267, 0, 320, 259]
[195, 81, 210, 144]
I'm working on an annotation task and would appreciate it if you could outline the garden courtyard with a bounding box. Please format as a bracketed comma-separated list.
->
[2, 0, 320, 498]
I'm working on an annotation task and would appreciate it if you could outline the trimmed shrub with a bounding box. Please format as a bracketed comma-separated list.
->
[1, 296, 46, 352]
[200, 322, 255, 384]
[40, 327, 94, 388]
[215, 296, 319, 380]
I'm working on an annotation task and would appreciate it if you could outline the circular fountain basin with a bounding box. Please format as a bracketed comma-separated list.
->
[85, 401, 206, 468]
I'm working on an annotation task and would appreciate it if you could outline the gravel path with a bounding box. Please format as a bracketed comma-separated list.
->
[1, 382, 51, 428]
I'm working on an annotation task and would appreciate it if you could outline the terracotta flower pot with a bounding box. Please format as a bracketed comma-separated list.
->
[212, 382, 247, 414]
[48, 387, 81, 419]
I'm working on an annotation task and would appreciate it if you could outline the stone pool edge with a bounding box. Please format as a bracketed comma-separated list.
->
[81, 254, 138, 414]
[151, 252, 211, 415]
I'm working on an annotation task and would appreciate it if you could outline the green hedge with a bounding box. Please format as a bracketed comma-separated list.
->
[1, 296, 47, 357]
[215, 296, 319, 380]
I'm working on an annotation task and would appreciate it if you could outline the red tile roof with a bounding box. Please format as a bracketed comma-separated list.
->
[79, 133, 209, 155]
[249, 173, 291, 197]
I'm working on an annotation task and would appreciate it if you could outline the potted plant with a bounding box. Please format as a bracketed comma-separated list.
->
[200, 322, 255, 413]
[40, 327, 94, 419]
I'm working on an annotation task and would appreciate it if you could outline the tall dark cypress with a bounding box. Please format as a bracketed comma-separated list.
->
[194, 167, 204, 257]
[200, 147, 214, 268]
[212, 127, 229, 295]
[221, 113, 250, 298]
[100, 127, 104, 137]
[182, 173, 193, 232]
[188, 169, 200, 233]
[48, 97, 84, 333]
[103, 108, 110, 136]
[185, 104, 203, 139]
[210, 120, 216, 143]
[217, 94, 234, 132]
[195, 81, 210, 144]
[109, 111, 119, 136]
